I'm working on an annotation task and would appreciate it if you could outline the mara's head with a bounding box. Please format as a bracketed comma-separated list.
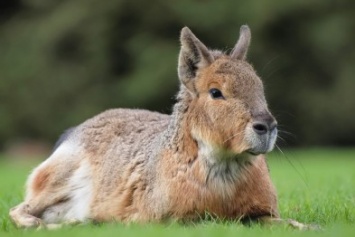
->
[178, 25, 277, 157]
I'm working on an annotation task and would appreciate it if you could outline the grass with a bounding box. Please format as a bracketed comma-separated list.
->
[0, 148, 354, 236]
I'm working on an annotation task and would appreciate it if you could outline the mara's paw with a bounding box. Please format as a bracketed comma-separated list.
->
[287, 219, 322, 231]
[9, 204, 44, 229]
[257, 216, 321, 231]
[37, 219, 83, 230]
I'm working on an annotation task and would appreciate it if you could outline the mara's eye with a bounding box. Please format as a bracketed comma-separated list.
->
[209, 88, 224, 99]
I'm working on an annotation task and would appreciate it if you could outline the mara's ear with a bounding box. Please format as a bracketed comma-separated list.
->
[178, 27, 214, 94]
[230, 25, 251, 61]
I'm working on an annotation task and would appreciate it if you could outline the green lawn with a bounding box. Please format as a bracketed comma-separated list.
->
[0, 148, 354, 236]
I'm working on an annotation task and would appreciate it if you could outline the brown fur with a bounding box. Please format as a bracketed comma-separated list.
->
[31, 168, 51, 193]
[9, 25, 313, 230]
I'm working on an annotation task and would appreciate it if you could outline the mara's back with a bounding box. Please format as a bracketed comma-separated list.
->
[76, 108, 170, 159]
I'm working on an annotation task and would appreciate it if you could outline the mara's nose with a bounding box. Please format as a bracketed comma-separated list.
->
[252, 113, 277, 135]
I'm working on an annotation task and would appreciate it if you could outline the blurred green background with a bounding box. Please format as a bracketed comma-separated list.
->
[0, 0, 354, 154]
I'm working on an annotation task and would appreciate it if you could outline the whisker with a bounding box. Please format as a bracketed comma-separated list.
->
[277, 135, 286, 143]
[274, 144, 309, 188]
[261, 55, 280, 73]
[278, 130, 297, 139]
[275, 144, 285, 156]
[223, 131, 243, 144]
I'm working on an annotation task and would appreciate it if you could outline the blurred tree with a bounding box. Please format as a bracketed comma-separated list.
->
[0, 0, 354, 150]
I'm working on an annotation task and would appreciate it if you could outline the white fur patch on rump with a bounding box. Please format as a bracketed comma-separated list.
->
[63, 159, 93, 221]
[41, 158, 93, 223]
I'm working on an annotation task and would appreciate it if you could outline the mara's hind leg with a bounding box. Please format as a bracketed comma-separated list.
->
[9, 143, 88, 229]
[10, 203, 44, 228]
[10, 202, 82, 229]
[9, 167, 73, 229]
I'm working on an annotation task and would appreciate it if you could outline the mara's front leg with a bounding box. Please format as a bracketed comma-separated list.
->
[256, 216, 321, 230]
[235, 157, 320, 230]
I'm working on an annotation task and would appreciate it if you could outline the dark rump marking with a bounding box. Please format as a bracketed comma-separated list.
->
[53, 127, 76, 151]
